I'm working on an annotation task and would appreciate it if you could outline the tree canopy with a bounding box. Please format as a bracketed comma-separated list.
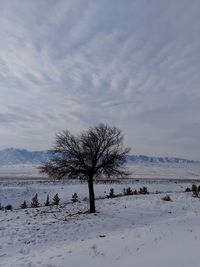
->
[39, 123, 130, 212]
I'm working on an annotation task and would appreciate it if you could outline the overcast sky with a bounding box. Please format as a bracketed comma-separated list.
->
[0, 0, 200, 159]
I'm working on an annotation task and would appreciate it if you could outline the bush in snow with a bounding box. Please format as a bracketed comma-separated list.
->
[31, 193, 40, 208]
[198, 185, 200, 193]
[192, 184, 199, 197]
[5, 204, 13, 211]
[139, 187, 149, 194]
[108, 188, 115, 198]
[123, 187, 133, 195]
[72, 192, 79, 203]
[162, 194, 172, 201]
[20, 200, 28, 209]
[185, 187, 191, 192]
[44, 194, 50, 206]
[133, 189, 138, 195]
[53, 193, 60, 205]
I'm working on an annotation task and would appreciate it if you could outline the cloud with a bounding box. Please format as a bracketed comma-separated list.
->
[0, 0, 200, 159]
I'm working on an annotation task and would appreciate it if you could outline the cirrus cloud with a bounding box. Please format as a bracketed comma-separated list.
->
[0, 0, 200, 159]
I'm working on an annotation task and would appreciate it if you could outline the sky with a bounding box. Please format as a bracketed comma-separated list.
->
[0, 0, 200, 159]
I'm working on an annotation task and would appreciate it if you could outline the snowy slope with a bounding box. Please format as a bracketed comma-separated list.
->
[0, 179, 194, 209]
[0, 192, 200, 267]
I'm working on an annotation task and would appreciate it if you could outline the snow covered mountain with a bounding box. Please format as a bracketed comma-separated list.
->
[0, 148, 51, 165]
[126, 155, 199, 164]
[0, 148, 199, 166]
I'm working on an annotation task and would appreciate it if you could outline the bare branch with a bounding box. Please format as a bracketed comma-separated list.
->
[39, 124, 131, 180]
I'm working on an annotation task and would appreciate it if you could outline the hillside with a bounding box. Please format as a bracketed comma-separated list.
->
[0, 148, 198, 166]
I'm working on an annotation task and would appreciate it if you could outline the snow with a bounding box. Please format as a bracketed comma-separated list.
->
[0, 179, 196, 209]
[0, 189, 200, 267]
[1, 161, 200, 180]
[1, 162, 200, 267]
[128, 162, 200, 180]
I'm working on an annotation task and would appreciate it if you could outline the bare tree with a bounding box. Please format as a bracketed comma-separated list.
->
[39, 124, 130, 213]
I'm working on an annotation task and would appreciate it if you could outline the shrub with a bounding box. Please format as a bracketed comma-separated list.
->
[20, 200, 28, 209]
[108, 188, 115, 198]
[139, 187, 149, 194]
[192, 184, 199, 197]
[123, 187, 133, 195]
[142, 186, 148, 194]
[133, 189, 138, 195]
[139, 187, 143, 194]
[44, 194, 50, 206]
[53, 193, 60, 205]
[72, 192, 79, 203]
[192, 184, 197, 192]
[162, 194, 172, 201]
[185, 187, 191, 192]
[5, 204, 13, 211]
[31, 193, 40, 208]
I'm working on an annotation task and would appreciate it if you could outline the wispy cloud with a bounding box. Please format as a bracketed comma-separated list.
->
[0, 0, 200, 159]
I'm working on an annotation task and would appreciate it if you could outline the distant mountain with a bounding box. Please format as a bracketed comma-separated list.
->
[0, 148, 199, 166]
[126, 155, 199, 164]
[0, 148, 51, 166]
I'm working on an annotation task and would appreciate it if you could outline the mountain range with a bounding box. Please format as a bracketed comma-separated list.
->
[0, 148, 199, 166]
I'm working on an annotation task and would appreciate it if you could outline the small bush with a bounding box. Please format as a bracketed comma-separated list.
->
[192, 184, 197, 192]
[108, 188, 115, 198]
[72, 192, 79, 203]
[44, 194, 50, 206]
[162, 194, 172, 201]
[21, 200, 28, 209]
[139, 187, 143, 194]
[31, 193, 40, 208]
[143, 186, 148, 194]
[185, 187, 191, 192]
[139, 187, 149, 194]
[133, 189, 138, 195]
[5, 204, 13, 211]
[53, 193, 60, 205]
[123, 187, 133, 195]
[192, 184, 199, 197]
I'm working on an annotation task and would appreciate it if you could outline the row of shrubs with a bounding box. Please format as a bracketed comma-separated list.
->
[185, 184, 200, 197]
[162, 184, 200, 202]
[107, 186, 149, 198]
[0, 192, 79, 211]
[0, 186, 150, 211]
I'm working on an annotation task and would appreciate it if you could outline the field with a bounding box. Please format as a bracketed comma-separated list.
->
[0, 163, 200, 267]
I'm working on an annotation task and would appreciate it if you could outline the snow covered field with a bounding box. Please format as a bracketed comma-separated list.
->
[1, 162, 200, 180]
[0, 191, 200, 267]
[0, 178, 196, 209]
[1, 163, 200, 267]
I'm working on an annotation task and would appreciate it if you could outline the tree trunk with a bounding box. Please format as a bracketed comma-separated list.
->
[88, 176, 96, 213]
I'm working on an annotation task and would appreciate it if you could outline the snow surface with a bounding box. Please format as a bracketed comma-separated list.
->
[1, 162, 200, 267]
[0, 184, 200, 266]
[1, 162, 200, 180]
[0, 179, 195, 209]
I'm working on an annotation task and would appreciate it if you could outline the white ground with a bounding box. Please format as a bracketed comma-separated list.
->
[1, 163, 200, 267]
[0, 188, 200, 267]
[1, 162, 200, 180]
[0, 179, 195, 209]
